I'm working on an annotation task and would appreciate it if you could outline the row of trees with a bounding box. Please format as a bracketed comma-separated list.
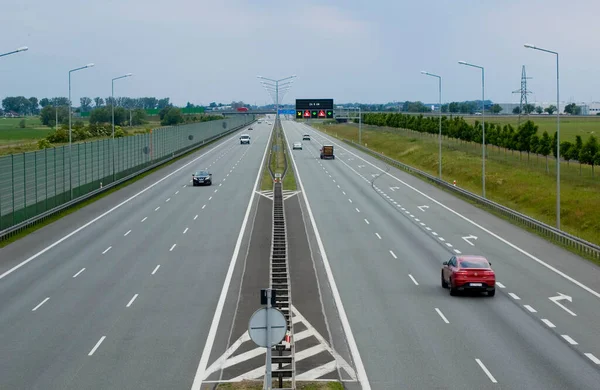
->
[362, 113, 600, 174]
[2, 96, 174, 115]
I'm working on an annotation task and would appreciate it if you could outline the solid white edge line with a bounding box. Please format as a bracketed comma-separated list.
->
[32, 297, 50, 311]
[0, 132, 242, 281]
[191, 122, 272, 390]
[541, 318, 556, 328]
[435, 308, 450, 324]
[561, 335, 578, 345]
[72, 268, 86, 278]
[306, 126, 600, 300]
[151, 265, 160, 275]
[88, 336, 106, 356]
[585, 353, 600, 364]
[126, 294, 139, 307]
[278, 121, 371, 389]
[475, 358, 498, 383]
[409, 274, 419, 286]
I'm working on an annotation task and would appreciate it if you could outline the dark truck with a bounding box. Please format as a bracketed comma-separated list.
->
[320, 145, 334, 159]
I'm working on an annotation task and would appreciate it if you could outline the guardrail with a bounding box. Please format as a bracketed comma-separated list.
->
[342, 139, 600, 260]
[0, 120, 253, 242]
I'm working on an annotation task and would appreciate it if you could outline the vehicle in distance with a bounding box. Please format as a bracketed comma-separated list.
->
[236, 107, 249, 112]
[441, 255, 495, 296]
[292, 142, 302, 150]
[192, 170, 212, 186]
[320, 145, 334, 159]
[240, 134, 251, 144]
[303, 134, 311, 141]
[248, 126, 253, 131]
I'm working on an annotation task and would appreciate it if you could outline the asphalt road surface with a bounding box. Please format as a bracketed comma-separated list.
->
[282, 120, 600, 389]
[0, 121, 270, 390]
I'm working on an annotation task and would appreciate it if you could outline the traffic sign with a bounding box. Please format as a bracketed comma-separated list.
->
[261, 288, 277, 305]
[278, 109, 295, 115]
[326, 110, 334, 119]
[248, 307, 287, 348]
[318, 110, 326, 118]
[296, 110, 303, 118]
[296, 99, 334, 110]
[311, 110, 318, 118]
[303, 110, 310, 118]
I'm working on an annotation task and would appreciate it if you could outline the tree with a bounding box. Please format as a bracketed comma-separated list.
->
[490, 104, 503, 114]
[2, 96, 31, 115]
[560, 141, 573, 165]
[157, 98, 171, 109]
[564, 103, 581, 115]
[580, 136, 599, 176]
[544, 105, 557, 115]
[80, 97, 92, 112]
[28, 97, 39, 115]
[52, 97, 70, 107]
[530, 134, 540, 161]
[517, 120, 538, 161]
[94, 97, 104, 107]
[160, 107, 184, 126]
[573, 135, 583, 175]
[535, 106, 543, 114]
[552, 131, 558, 159]
[89, 106, 127, 125]
[39, 98, 51, 108]
[523, 104, 535, 114]
[40, 105, 69, 126]
[513, 106, 521, 114]
[130, 109, 148, 126]
[538, 131, 552, 173]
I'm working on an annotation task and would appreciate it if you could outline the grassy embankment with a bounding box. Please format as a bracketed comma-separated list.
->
[0, 116, 161, 156]
[313, 121, 600, 255]
[260, 122, 297, 191]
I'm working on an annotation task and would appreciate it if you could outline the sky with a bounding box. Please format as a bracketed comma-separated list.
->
[1, 0, 599, 107]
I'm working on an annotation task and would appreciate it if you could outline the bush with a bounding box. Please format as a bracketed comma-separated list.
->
[38, 139, 53, 149]
[73, 120, 85, 130]
[19, 119, 26, 128]
[114, 127, 125, 138]
[46, 128, 69, 143]
[73, 127, 92, 141]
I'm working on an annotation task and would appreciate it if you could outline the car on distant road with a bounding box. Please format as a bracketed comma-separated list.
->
[248, 126, 253, 131]
[441, 255, 495, 296]
[303, 134, 311, 141]
[292, 142, 302, 150]
[192, 170, 212, 186]
[240, 134, 251, 144]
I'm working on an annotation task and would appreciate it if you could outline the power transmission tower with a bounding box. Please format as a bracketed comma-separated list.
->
[512, 65, 533, 126]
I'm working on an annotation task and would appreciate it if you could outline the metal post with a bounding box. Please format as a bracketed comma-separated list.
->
[438, 76, 442, 179]
[112, 79, 115, 182]
[265, 288, 272, 390]
[481, 67, 486, 198]
[68, 71, 72, 200]
[556, 53, 560, 229]
[359, 106, 362, 145]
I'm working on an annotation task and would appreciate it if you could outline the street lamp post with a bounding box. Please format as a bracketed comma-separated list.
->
[421, 71, 443, 179]
[525, 43, 560, 229]
[68, 63, 94, 199]
[257, 75, 297, 124]
[458, 61, 486, 197]
[359, 106, 362, 145]
[0, 46, 28, 58]
[111, 73, 133, 182]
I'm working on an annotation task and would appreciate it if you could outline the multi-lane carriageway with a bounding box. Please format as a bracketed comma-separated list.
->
[0, 117, 598, 389]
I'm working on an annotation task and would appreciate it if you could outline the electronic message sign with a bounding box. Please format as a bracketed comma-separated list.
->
[295, 99, 334, 119]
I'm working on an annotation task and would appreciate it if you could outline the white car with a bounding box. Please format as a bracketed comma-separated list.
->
[240, 134, 251, 144]
[292, 142, 302, 150]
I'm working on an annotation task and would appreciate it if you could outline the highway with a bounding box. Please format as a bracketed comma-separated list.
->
[282, 120, 600, 389]
[0, 121, 270, 390]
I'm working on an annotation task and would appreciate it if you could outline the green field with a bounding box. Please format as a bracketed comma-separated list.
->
[462, 115, 600, 143]
[0, 116, 162, 156]
[314, 122, 600, 249]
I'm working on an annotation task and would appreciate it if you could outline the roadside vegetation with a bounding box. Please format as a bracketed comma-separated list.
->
[314, 121, 600, 248]
[260, 120, 297, 191]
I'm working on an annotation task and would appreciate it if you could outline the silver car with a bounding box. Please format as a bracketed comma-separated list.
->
[292, 142, 302, 150]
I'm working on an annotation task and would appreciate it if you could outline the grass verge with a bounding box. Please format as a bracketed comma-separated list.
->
[0, 131, 238, 248]
[259, 121, 297, 191]
[214, 381, 343, 389]
[313, 122, 600, 253]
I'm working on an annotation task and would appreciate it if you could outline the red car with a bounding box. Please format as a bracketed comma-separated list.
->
[441, 255, 495, 296]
